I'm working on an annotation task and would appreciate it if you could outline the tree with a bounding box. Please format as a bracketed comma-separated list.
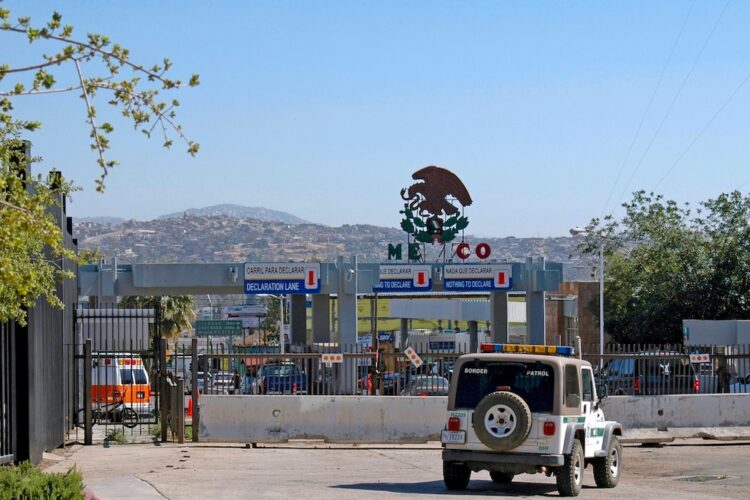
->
[120, 295, 197, 340]
[0, 7, 199, 324]
[580, 190, 750, 344]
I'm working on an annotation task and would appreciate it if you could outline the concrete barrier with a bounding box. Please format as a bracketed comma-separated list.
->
[198, 395, 448, 443]
[602, 394, 750, 443]
[198, 394, 750, 444]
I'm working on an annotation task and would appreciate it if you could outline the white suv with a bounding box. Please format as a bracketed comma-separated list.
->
[441, 344, 623, 497]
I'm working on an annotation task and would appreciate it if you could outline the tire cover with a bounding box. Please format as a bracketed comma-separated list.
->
[473, 391, 532, 451]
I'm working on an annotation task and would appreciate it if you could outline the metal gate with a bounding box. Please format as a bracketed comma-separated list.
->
[0, 322, 15, 464]
[73, 304, 162, 443]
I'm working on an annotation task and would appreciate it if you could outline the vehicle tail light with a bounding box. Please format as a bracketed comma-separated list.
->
[693, 376, 700, 393]
[448, 416, 461, 431]
[417, 392, 428, 397]
[633, 377, 641, 394]
[292, 383, 297, 395]
[543, 421, 556, 436]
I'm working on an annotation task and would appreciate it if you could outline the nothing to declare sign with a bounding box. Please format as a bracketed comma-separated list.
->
[195, 320, 242, 337]
[244, 263, 321, 294]
[443, 264, 512, 291]
[373, 264, 432, 292]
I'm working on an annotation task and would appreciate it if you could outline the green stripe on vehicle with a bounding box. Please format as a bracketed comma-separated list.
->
[563, 417, 585, 423]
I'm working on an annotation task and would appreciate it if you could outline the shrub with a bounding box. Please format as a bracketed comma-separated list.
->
[0, 462, 84, 499]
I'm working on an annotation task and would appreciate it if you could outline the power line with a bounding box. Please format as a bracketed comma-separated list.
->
[614, 0, 731, 205]
[600, 0, 695, 218]
[652, 70, 750, 191]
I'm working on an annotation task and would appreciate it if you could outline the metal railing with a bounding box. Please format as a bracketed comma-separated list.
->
[582, 343, 750, 396]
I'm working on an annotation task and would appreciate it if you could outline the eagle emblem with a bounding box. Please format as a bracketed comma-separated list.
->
[399, 166, 472, 244]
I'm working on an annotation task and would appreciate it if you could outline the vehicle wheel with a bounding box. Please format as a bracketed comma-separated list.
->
[443, 461, 471, 490]
[593, 436, 621, 488]
[473, 391, 532, 451]
[121, 407, 139, 428]
[556, 438, 584, 497]
[489, 471, 515, 484]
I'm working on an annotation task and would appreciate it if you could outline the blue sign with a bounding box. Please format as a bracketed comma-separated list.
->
[373, 264, 432, 292]
[244, 263, 321, 294]
[443, 264, 512, 292]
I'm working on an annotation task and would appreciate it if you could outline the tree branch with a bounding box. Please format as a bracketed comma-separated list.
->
[72, 58, 107, 175]
[1, 25, 178, 87]
[1, 56, 73, 74]
[0, 198, 32, 214]
[0, 84, 83, 96]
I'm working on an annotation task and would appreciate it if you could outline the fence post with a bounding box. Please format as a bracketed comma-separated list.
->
[160, 338, 168, 442]
[177, 377, 184, 444]
[83, 339, 93, 446]
[191, 338, 199, 442]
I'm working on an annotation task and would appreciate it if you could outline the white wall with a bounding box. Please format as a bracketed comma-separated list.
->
[198, 394, 750, 444]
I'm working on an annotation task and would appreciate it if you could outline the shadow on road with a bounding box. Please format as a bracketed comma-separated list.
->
[332, 479, 561, 496]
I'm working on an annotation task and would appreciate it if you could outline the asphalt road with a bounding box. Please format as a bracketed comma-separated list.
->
[45, 440, 750, 499]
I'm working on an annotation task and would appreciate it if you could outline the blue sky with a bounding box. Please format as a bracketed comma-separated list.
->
[3, 1, 750, 237]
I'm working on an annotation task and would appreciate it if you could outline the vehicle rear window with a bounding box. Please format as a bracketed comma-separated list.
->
[120, 368, 148, 385]
[454, 360, 555, 412]
[264, 365, 299, 376]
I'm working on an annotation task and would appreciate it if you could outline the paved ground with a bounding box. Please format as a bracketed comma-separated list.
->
[45, 440, 750, 499]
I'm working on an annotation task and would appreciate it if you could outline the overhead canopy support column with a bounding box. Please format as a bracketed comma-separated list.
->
[289, 294, 307, 345]
[311, 294, 331, 343]
[489, 291, 509, 343]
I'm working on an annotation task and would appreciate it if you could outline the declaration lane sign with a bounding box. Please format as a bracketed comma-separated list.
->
[244, 263, 321, 294]
[195, 320, 242, 337]
[443, 264, 512, 291]
[373, 264, 432, 292]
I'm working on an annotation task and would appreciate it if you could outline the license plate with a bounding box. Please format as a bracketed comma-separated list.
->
[441, 430, 466, 444]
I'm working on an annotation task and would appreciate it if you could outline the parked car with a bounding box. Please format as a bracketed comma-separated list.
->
[212, 371, 238, 394]
[730, 372, 750, 393]
[598, 352, 700, 395]
[400, 375, 450, 396]
[253, 363, 307, 394]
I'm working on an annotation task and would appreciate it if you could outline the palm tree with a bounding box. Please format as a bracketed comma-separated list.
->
[120, 295, 197, 340]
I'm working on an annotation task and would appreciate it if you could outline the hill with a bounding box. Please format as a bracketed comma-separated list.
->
[74, 216, 592, 280]
[157, 204, 309, 224]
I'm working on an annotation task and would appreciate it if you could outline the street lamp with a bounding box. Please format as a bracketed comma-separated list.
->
[570, 226, 605, 370]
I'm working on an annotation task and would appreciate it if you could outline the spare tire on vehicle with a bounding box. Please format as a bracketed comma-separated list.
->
[473, 391, 532, 451]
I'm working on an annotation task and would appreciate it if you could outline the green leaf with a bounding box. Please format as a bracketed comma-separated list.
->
[413, 218, 425, 228]
[444, 216, 457, 227]
[455, 217, 469, 230]
[400, 219, 414, 233]
[415, 231, 433, 243]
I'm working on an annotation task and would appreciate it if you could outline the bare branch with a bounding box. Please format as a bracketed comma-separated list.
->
[0, 84, 83, 96]
[1, 56, 73, 74]
[72, 58, 107, 177]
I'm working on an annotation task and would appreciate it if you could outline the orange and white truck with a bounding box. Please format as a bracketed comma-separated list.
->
[91, 354, 152, 417]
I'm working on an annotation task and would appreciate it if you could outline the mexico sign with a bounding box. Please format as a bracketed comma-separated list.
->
[244, 263, 321, 294]
[443, 264, 512, 292]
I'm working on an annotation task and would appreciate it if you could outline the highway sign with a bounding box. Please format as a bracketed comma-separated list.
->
[223, 305, 267, 328]
[443, 264, 512, 291]
[195, 320, 243, 337]
[373, 264, 432, 292]
[244, 263, 320, 294]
